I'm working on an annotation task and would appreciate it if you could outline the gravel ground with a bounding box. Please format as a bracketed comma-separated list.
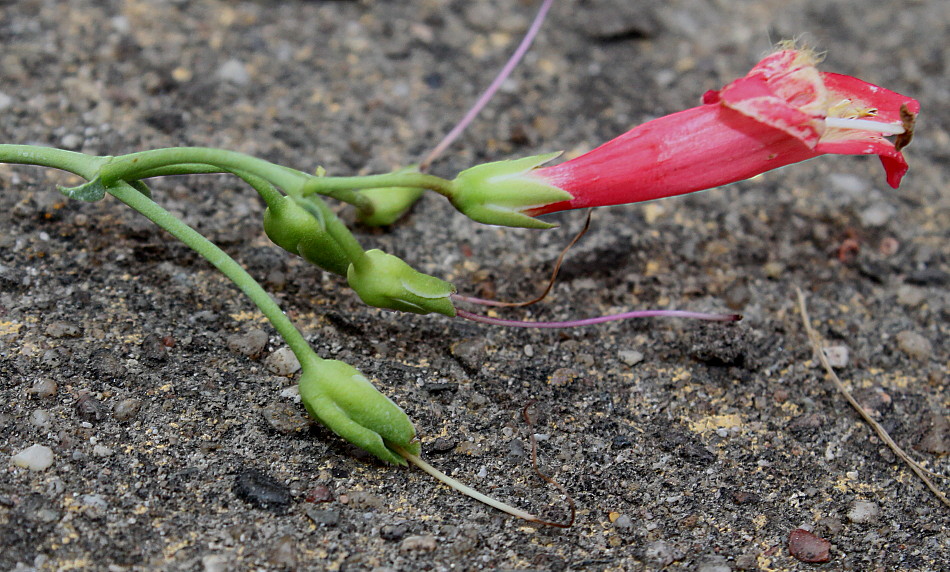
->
[1, 1, 947, 570]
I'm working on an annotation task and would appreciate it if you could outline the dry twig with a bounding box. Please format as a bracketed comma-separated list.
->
[795, 287, 949, 508]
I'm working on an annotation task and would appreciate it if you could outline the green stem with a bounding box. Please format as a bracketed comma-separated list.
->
[101, 147, 308, 192]
[105, 180, 319, 365]
[304, 172, 457, 199]
[0, 144, 108, 179]
[100, 147, 374, 211]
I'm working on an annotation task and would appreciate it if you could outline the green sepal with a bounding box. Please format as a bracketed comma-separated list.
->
[262, 195, 352, 276]
[128, 180, 153, 199]
[299, 359, 420, 465]
[356, 165, 425, 226]
[449, 152, 572, 229]
[58, 176, 106, 202]
[347, 249, 456, 316]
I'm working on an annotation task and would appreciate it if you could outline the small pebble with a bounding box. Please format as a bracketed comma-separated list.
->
[548, 367, 576, 386]
[305, 507, 339, 527]
[77, 494, 108, 519]
[763, 261, 785, 279]
[523, 344, 534, 357]
[113, 398, 142, 421]
[305, 485, 333, 503]
[859, 202, 895, 227]
[613, 514, 634, 530]
[450, 338, 488, 371]
[0, 91, 12, 110]
[735, 553, 758, 570]
[217, 59, 250, 85]
[346, 491, 384, 509]
[788, 528, 831, 563]
[262, 403, 312, 435]
[227, 328, 268, 358]
[268, 535, 297, 568]
[140, 334, 169, 362]
[264, 347, 301, 376]
[29, 409, 52, 428]
[619, 350, 644, 367]
[644, 540, 678, 567]
[93, 444, 113, 457]
[202, 554, 234, 572]
[822, 345, 849, 368]
[847, 500, 880, 524]
[75, 393, 105, 422]
[11, 444, 55, 471]
[697, 556, 731, 572]
[400, 534, 437, 552]
[60, 134, 83, 149]
[28, 379, 57, 398]
[380, 523, 409, 541]
[918, 413, 950, 455]
[828, 172, 867, 195]
[895, 285, 926, 307]
[895, 330, 933, 360]
[234, 469, 292, 513]
[45, 321, 82, 338]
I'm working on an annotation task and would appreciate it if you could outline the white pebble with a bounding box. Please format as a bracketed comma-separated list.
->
[619, 350, 645, 366]
[847, 500, 880, 524]
[217, 59, 250, 85]
[264, 347, 301, 376]
[11, 444, 55, 471]
[822, 345, 849, 368]
[93, 444, 113, 457]
[29, 409, 52, 428]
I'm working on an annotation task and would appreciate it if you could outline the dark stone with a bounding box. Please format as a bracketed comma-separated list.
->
[304, 508, 339, 527]
[234, 469, 292, 513]
[380, 523, 409, 542]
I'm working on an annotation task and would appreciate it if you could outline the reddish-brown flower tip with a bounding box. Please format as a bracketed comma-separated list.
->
[526, 49, 919, 217]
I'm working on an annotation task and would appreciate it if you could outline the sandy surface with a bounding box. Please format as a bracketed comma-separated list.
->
[1, 0, 947, 570]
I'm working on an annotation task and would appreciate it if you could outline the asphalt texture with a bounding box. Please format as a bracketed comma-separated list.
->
[1, 1, 947, 570]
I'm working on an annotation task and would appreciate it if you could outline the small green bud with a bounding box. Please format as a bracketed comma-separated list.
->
[299, 359, 420, 465]
[262, 195, 352, 276]
[449, 152, 573, 229]
[347, 250, 456, 316]
[356, 165, 425, 226]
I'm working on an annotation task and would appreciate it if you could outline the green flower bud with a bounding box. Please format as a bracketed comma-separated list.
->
[356, 166, 425, 226]
[299, 359, 420, 465]
[449, 152, 573, 229]
[262, 195, 352, 276]
[347, 249, 456, 316]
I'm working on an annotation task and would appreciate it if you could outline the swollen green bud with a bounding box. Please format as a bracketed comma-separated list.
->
[347, 250, 456, 316]
[262, 195, 353, 276]
[299, 359, 420, 465]
[449, 152, 572, 229]
[356, 165, 425, 226]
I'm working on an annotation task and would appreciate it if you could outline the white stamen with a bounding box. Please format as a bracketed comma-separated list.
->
[825, 117, 905, 135]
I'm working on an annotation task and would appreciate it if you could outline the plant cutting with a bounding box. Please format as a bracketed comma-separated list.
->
[0, 29, 919, 523]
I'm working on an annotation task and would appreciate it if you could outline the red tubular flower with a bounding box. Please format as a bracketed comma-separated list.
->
[522, 49, 919, 217]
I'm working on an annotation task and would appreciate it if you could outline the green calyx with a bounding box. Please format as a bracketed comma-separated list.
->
[449, 152, 572, 229]
[356, 165, 426, 226]
[347, 249, 456, 316]
[298, 359, 420, 465]
[262, 195, 357, 276]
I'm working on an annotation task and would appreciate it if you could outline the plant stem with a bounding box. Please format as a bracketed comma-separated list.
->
[0, 144, 107, 179]
[304, 172, 456, 199]
[100, 147, 308, 192]
[106, 180, 318, 365]
[100, 147, 374, 211]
